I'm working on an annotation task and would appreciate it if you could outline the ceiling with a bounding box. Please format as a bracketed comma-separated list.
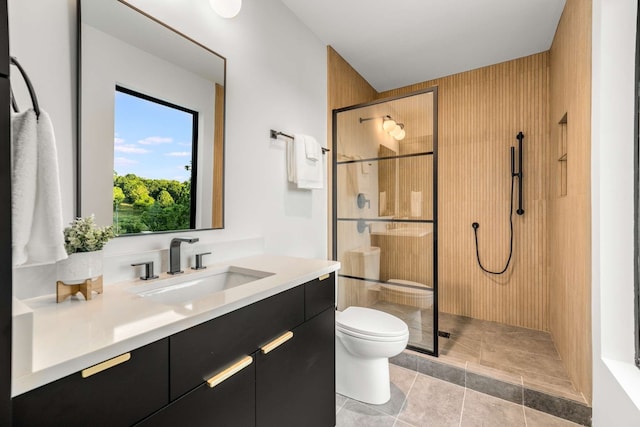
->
[280, 0, 566, 92]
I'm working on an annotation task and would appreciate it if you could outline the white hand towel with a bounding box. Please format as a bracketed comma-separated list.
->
[355, 157, 371, 194]
[12, 109, 67, 266]
[304, 138, 321, 161]
[379, 191, 387, 215]
[410, 191, 423, 218]
[286, 138, 296, 183]
[294, 134, 323, 189]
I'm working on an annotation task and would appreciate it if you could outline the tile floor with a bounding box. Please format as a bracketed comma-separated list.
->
[371, 301, 586, 404]
[335, 364, 583, 427]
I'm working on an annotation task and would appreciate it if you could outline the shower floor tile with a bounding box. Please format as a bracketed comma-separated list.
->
[370, 302, 587, 406]
[439, 312, 587, 405]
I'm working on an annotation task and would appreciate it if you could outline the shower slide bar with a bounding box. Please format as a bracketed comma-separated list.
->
[512, 131, 524, 215]
[270, 129, 330, 154]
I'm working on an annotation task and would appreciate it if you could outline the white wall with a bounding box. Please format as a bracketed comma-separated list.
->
[592, 0, 640, 425]
[9, 0, 328, 286]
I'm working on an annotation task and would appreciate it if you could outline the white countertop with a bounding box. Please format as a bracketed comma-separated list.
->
[12, 254, 340, 397]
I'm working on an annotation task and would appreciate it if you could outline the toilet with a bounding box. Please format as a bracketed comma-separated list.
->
[380, 279, 433, 310]
[335, 247, 410, 404]
[335, 306, 409, 404]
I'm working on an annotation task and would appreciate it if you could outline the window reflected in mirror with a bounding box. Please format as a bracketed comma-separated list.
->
[113, 86, 198, 235]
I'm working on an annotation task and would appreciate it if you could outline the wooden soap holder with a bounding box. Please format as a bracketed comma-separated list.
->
[56, 276, 103, 303]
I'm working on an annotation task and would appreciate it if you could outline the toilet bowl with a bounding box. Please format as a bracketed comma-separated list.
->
[335, 306, 409, 405]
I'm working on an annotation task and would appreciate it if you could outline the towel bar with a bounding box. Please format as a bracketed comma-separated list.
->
[270, 129, 330, 154]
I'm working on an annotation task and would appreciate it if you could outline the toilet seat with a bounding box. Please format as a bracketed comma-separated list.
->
[336, 306, 409, 342]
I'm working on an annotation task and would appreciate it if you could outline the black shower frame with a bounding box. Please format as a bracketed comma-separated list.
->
[634, 0, 640, 370]
[332, 86, 439, 357]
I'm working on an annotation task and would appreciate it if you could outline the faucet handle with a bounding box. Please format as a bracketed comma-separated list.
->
[131, 261, 159, 280]
[193, 252, 211, 270]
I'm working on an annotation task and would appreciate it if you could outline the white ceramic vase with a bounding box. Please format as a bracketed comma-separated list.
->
[56, 250, 104, 285]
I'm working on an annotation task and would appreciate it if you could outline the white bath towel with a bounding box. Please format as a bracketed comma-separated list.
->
[12, 109, 67, 266]
[410, 191, 423, 218]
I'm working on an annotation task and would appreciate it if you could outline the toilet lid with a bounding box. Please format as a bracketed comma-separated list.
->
[336, 306, 408, 338]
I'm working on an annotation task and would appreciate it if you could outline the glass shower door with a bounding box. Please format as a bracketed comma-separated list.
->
[333, 88, 438, 355]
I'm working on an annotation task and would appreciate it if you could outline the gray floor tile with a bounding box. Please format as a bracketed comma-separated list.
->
[417, 356, 465, 386]
[524, 407, 585, 427]
[391, 351, 418, 371]
[374, 364, 418, 417]
[336, 399, 397, 427]
[480, 341, 571, 380]
[397, 374, 464, 427]
[336, 393, 348, 413]
[523, 374, 586, 403]
[484, 330, 560, 359]
[465, 371, 523, 404]
[460, 389, 526, 427]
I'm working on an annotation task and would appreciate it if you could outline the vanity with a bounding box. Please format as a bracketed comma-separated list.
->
[12, 255, 339, 427]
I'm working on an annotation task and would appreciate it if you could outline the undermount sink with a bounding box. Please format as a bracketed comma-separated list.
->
[129, 266, 274, 305]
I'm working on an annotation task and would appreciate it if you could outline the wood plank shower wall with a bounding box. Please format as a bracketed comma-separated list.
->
[380, 53, 551, 331]
[548, 0, 592, 402]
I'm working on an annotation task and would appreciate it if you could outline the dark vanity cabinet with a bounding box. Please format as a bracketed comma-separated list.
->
[13, 273, 336, 426]
[140, 272, 336, 427]
[12, 339, 170, 427]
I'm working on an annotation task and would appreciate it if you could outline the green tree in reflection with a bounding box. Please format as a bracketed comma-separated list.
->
[113, 172, 191, 234]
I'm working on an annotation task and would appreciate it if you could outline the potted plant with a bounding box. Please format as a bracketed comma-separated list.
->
[56, 216, 115, 285]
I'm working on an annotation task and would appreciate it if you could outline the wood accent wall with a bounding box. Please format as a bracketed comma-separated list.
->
[380, 53, 551, 332]
[548, 0, 592, 403]
[327, 47, 378, 256]
[212, 83, 224, 228]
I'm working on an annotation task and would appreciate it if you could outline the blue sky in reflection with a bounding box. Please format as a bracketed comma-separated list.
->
[114, 89, 195, 182]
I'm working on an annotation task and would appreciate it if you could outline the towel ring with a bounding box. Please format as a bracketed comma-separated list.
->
[10, 56, 41, 119]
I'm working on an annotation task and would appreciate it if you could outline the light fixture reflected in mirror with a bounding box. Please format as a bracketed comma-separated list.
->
[359, 114, 406, 141]
[209, 0, 242, 18]
[382, 116, 396, 132]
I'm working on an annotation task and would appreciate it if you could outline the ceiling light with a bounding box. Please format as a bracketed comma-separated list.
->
[209, 0, 242, 18]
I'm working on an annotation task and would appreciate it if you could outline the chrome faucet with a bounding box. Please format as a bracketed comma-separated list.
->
[168, 237, 199, 275]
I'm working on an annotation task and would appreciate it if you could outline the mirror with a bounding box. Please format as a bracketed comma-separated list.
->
[79, 0, 225, 234]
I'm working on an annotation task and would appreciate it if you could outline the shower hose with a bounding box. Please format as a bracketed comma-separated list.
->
[471, 173, 516, 275]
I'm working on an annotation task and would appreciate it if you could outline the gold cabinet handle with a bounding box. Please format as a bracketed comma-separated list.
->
[206, 356, 253, 388]
[82, 353, 131, 378]
[261, 331, 294, 354]
[319, 273, 330, 281]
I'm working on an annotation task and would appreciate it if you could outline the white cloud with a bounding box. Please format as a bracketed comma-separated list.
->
[138, 136, 173, 145]
[115, 144, 151, 154]
[114, 137, 125, 145]
[114, 157, 138, 167]
[178, 142, 192, 147]
[166, 151, 190, 157]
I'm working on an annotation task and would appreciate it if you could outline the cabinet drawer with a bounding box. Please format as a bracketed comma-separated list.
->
[170, 285, 304, 400]
[305, 272, 335, 320]
[137, 355, 255, 427]
[13, 339, 169, 427]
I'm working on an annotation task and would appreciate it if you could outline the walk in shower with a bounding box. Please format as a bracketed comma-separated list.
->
[333, 88, 438, 355]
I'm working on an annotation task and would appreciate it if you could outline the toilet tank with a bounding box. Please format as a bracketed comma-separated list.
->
[347, 247, 381, 280]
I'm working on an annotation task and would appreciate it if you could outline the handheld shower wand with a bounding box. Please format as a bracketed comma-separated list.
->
[472, 132, 525, 275]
